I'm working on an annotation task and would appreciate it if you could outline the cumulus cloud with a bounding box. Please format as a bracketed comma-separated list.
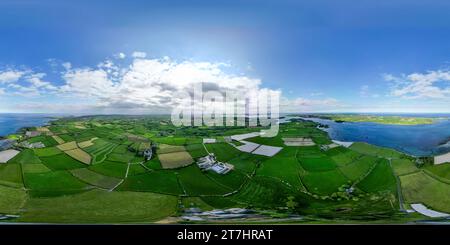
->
[386, 70, 450, 99]
[59, 57, 262, 111]
[0, 70, 25, 84]
[132, 51, 147, 58]
[1, 55, 340, 114]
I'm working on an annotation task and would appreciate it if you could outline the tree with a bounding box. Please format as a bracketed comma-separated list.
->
[286, 196, 298, 211]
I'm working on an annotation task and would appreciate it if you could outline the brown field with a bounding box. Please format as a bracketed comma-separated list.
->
[158, 151, 193, 169]
[78, 137, 98, 148]
[125, 133, 148, 142]
[37, 127, 50, 132]
[158, 144, 186, 154]
[57, 141, 78, 151]
[52, 135, 65, 144]
[65, 148, 92, 164]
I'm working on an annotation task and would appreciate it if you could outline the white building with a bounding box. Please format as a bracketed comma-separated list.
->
[197, 153, 233, 174]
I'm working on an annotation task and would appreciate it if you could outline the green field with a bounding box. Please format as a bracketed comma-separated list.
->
[356, 159, 396, 193]
[40, 153, 86, 170]
[117, 170, 182, 195]
[70, 168, 122, 189]
[18, 189, 177, 223]
[424, 163, 450, 180]
[0, 163, 23, 187]
[400, 171, 450, 213]
[0, 185, 27, 214]
[24, 170, 91, 197]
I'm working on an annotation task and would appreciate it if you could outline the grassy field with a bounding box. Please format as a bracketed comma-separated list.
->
[40, 153, 86, 170]
[257, 148, 304, 190]
[391, 158, 419, 176]
[65, 148, 91, 164]
[400, 171, 450, 213]
[17, 189, 178, 223]
[28, 135, 59, 147]
[57, 141, 78, 151]
[117, 171, 182, 195]
[339, 155, 378, 181]
[300, 169, 349, 195]
[88, 160, 128, 178]
[356, 159, 396, 193]
[0, 185, 27, 214]
[205, 143, 242, 162]
[24, 170, 91, 197]
[70, 168, 122, 189]
[0, 163, 23, 187]
[158, 151, 193, 169]
[424, 163, 450, 180]
[34, 147, 62, 157]
[178, 165, 232, 195]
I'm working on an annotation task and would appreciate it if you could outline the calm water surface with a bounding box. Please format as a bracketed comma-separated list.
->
[300, 116, 450, 156]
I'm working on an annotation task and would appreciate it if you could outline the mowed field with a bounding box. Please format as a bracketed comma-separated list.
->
[17, 189, 178, 223]
[400, 170, 450, 213]
[157, 144, 193, 169]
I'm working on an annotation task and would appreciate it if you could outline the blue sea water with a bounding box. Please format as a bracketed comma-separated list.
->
[0, 113, 54, 137]
[300, 116, 450, 157]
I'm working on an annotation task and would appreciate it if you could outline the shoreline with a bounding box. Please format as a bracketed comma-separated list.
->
[290, 116, 450, 159]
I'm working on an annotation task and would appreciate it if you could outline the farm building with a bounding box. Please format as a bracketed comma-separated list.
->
[197, 153, 233, 174]
[143, 148, 153, 161]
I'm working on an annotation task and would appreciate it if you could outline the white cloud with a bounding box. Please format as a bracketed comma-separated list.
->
[387, 70, 450, 99]
[0, 88, 4, 95]
[0, 70, 25, 84]
[58, 57, 263, 112]
[115, 52, 126, 59]
[1, 55, 340, 114]
[26, 73, 57, 91]
[62, 62, 72, 70]
[132, 51, 147, 58]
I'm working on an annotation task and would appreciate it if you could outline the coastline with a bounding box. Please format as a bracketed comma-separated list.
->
[292, 116, 450, 158]
[0, 114, 57, 138]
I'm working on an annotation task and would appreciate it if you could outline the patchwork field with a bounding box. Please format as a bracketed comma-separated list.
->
[0, 115, 438, 224]
[65, 148, 91, 164]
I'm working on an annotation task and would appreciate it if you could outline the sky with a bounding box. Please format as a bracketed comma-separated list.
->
[0, 0, 450, 114]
